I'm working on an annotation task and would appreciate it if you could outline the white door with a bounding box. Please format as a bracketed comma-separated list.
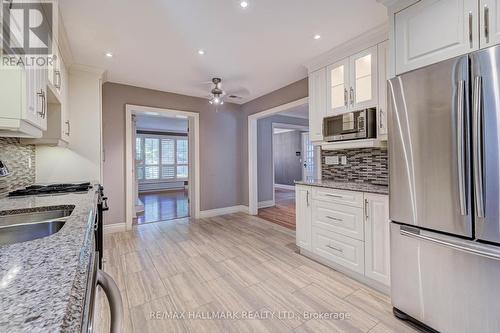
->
[480, 0, 500, 48]
[350, 46, 378, 110]
[308, 68, 326, 142]
[301, 132, 314, 181]
[296, 185, 312, 251]
[327, 58, 349, 115]
[364, 193, 390, 286]
[395, 0, 479, 74]
[377, 41, 388, 138]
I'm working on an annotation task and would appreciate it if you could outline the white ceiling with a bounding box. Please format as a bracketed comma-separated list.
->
[59, 0, 387, 104]
[278, 104, 309, 119]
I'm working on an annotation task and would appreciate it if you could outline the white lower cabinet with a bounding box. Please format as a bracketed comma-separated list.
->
[312, 226, 365, 274]
[296, 185, 390, 289]
[296, 185, 312, 251]
[364, 193, 391, 286]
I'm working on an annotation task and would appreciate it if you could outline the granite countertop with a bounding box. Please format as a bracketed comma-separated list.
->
[295, 179, 389, 195]
[0, 184, 99, 332]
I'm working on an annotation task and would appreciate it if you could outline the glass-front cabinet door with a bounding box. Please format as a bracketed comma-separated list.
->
[327, 58, 349, 115]
[350, 46, 378, 109]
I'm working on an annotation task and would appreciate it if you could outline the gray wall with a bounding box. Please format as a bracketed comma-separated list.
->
[0, 138, 35, 197]
[257, 115, 308, 202]
[102, 82, 243, 225]
[274, 130, 303, 186]
[241, 78, 308, 205]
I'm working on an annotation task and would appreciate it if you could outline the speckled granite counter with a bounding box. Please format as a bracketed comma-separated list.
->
[0, 185, 99, 332]
[295, 179, 389, 195]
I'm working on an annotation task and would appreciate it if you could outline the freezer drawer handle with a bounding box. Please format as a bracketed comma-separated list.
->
[326, 215, 343, 222]
[325, 193, 343, 199]
[400, 226, 500, 261]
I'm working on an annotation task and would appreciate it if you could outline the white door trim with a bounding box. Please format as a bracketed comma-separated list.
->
[125, 104, 200, 230]
[248, 97, 309, 215]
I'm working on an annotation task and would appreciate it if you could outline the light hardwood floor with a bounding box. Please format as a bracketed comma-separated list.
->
[95, 213, 420, 333]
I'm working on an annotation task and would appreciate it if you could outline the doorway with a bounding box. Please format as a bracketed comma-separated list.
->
[125, 105, 200, 230]
[134, 116, 190, 224]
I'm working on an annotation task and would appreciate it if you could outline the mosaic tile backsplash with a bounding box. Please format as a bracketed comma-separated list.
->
[321, 148, 388, 186]
[0, 138, 35, 197]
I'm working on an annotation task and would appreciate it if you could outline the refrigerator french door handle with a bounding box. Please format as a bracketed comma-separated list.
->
[400, 225, 500, 261]
[456, 80, 467, 215]
[472, 76, 485, 218]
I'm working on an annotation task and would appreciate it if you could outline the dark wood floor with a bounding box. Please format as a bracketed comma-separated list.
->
[137, 190, 189, 224]
[258, 188, 296, 230]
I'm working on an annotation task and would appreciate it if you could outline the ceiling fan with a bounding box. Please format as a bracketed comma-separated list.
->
[206, 77, 249, 107]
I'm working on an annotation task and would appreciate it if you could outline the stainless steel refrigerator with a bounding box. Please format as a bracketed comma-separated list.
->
[388, 45, 500, 333]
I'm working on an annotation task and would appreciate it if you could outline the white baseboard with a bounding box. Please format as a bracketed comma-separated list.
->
[258, 200, 275, 209]
[274, 183, 295, 191]
[103, 223, 127, 234]
[199, 205, 248, 218]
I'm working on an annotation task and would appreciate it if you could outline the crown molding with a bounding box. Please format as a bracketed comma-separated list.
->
[304, 23, 389, 73]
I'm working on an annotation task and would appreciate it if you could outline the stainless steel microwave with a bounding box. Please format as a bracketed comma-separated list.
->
[323, 108, 376, 142]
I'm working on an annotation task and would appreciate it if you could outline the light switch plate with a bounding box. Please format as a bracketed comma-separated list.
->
[325, 156, 339, 165]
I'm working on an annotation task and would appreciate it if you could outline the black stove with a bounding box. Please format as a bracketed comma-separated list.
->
[9, 182, 93, 197]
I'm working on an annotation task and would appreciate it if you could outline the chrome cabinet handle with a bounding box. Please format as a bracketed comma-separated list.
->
[325, 193, 343, 198]
[472, 76, 485, 218]
[469, 11, 473, 48]
[379, 109, 383, 129]
[484, 5, 490, 43]
[326, 244, 344, 252]
[55, 70, 61, 89]
[349, 87, 354, 106]
[65, 120, 70, 136]
[344, 88, 348, 107]
[97, 270, 124, 333]
[456, 80, 467, 215]
[326, 216, 343, 222]
[37, 90, 46, 119]
[306, 191, 309, 207]
[364, 199, 369, 220]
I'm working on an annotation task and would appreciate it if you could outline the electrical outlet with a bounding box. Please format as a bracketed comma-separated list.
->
[340, 155, 347, 165]
[28, 156, 32, 169]
[325, 156, 339, 165]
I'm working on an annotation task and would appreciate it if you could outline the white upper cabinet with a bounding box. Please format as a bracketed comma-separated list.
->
[327, 58, 349, 115]
[308, 68, 327, 142]
[350, 46, 378, 110]
[326, 46, 378, 115]
[364, 193, 390, 286]
[377, 41, 388, 138]
[480, 0, 500, 47]
[395, 0, 479, 74]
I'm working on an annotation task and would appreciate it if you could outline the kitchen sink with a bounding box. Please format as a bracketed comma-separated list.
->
[0, 206, 74, 246]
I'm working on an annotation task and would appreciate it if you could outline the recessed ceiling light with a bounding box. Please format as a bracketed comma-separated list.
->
[240, 1, 248, 8]
[313, 34, 321, 40]
[198, 49, 205, 55]
[105, 52, 113, 58]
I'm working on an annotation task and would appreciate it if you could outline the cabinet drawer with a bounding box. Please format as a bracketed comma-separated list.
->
[312, 201, 364, 240]
[311, 187, 363, 207]
[312, 227, 364, 274]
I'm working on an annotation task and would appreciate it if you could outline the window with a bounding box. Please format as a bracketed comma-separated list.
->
[135, 134, 188, 181]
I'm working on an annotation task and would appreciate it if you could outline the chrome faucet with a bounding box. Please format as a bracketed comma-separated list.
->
[0, 160, 9, 177]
